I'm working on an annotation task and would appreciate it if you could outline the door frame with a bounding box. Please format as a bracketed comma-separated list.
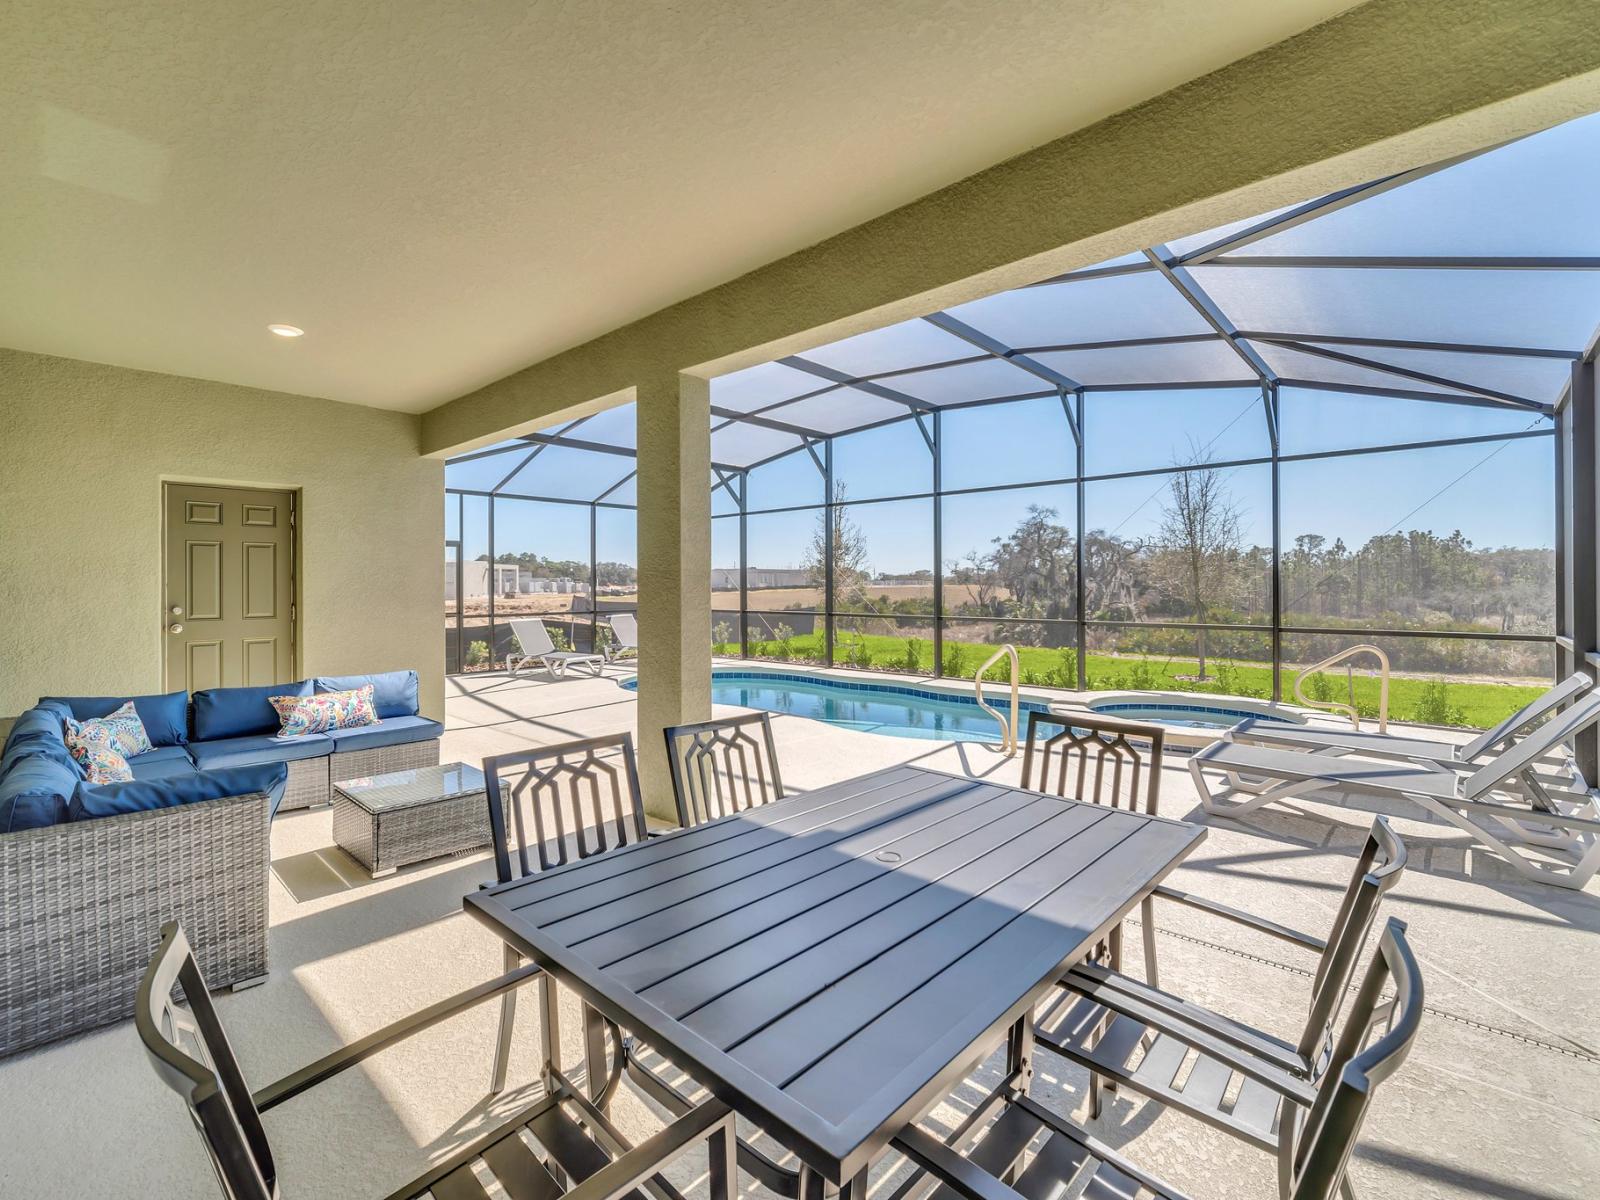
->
[160, 480, 301, 691]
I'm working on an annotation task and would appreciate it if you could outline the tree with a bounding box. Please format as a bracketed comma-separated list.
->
[1149, 447, 1243, 679]
[802, 482, 870, 608]
[989, 506, 1074, 617]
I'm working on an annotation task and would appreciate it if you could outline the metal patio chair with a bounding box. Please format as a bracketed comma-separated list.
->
[663, 712, 787, 829]
[1192, 692, 1600, 888]
[1022, 709, 1166, 987]
[137, 920, 736, 1200]
[508, 617, 608, 678]
[481, 734, 651, 1094]
[480, 735, 801, 1196]
[1032, 817, 1406, 1192]
[894, 917, 1424, 1200]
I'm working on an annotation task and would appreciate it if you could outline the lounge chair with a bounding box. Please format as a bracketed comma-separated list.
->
[1230, 671, 1592, 772]
[1191, 693, 1600, 888]
[606, 611, 639, 660]
[507, 617, 607, 678]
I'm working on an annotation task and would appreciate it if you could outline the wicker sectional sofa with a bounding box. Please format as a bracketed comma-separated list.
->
[0, 669, 441, 1056]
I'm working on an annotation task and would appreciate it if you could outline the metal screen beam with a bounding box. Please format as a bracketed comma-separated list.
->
[1144, 246, 1276, 384]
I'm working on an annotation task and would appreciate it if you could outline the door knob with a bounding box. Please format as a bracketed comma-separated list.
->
[167, 622, 185, 635]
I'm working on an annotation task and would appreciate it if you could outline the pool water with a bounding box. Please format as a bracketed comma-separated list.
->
[621, 671, 1047, 743]
[1089, 701, 1296, 730]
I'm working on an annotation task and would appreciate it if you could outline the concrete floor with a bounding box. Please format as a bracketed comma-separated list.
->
[1, 665, 1595, 1199]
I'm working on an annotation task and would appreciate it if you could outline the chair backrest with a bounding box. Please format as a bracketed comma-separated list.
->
[1284, 919, 1424, 1200]
[136, 922, 276, 1200]
[483, 733, 649, 882]
[1020, 710, 1164, 815]
[1461, 671, 1592, 760]
[1294, 817, 1407, 1065]
[664, 712, 784, 828]
[1461, 690, 1600, 800]
[609, 612, 638, 648]
[510, 618, 556, 656]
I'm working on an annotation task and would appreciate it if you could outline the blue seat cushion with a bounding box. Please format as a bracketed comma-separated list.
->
[190, 732, 331, 771]
[128, 745, 201, 782]
[37, 690, 190, 747]
[70, 763, 288, 822]
[326, 715, 444, 753]
[192, 680, 312, 741]
[315, 671, 420, 719]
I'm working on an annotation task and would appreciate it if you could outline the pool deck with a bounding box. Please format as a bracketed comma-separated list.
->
[2, 663, 1595, 1199]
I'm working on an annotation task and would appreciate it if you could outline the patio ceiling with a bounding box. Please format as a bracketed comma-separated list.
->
[449, 113, 1600, 500]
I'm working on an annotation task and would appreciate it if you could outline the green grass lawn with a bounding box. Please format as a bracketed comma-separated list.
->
[719, 631, 1542, 729]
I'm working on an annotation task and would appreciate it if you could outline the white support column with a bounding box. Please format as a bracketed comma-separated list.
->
[635, 372, 712, 820]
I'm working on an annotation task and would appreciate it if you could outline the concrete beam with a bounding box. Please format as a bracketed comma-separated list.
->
[421, 0, 1600, 457]
[635, 373, 713, 818]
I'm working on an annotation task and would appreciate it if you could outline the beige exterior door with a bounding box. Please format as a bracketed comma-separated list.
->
[163, 483, 295, 691]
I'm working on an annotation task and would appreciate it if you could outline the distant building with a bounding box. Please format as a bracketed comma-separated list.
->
[712, 567, 810, 589]
[448, 560, 520, 600]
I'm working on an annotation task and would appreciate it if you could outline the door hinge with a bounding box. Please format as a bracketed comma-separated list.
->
[290, 604, 297, 622]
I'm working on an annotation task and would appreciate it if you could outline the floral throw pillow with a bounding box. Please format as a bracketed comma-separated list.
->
[73, 700, 154, 758]
[270, 685, 379, 737]
[64, 721, 135, 785]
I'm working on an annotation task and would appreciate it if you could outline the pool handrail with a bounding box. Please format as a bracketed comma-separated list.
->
[1293, 643, 1391, 732]
[974, 644, 1021, 755]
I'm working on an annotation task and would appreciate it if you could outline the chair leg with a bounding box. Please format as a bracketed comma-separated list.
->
[490, 943, 521, 1094]
[1140, 896, 1159, 990]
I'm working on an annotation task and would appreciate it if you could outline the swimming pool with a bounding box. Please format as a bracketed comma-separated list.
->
[620, 670, 1048, 743]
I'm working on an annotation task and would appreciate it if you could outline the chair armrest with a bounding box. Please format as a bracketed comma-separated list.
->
[893, 1124, 1032, 1200]
[562, 1099, 734, 1200]
[252, 961, 544, 1110]
[1064, 963, 1316, 1091]
[1151, 884, 1327, 953]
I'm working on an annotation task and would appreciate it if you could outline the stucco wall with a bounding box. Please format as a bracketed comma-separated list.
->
[0, 348, 443, 721]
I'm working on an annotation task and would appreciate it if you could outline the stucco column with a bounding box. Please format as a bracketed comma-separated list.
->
[635, 371, 712, 820]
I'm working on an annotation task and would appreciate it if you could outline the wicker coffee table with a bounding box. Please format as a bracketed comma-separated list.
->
[331, 762, 501, 877]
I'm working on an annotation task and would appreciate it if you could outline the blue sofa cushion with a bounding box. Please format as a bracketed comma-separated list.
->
[192, 680, 312, 741]
[5, 705, 67, 754]
[325, 715, 445, 753]
[37, 690, 189, 747]
[70, 763, 288, 821]
[190, 732, 331, 771]
[315, 671, 419, 719]
[3, 707, 84, 781]
[0, 752, 78, 831]
[128, 745, 201, 782]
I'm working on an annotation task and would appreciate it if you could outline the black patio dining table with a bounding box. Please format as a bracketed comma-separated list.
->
[465, 763, 1204, 1193]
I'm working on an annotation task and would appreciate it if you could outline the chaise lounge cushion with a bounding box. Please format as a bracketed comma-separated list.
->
[190, 732, 331, 771]
[325, 714, 445, 752]
[192, 680, 312, 741]
[127, 744, 201, 782]
[37, 690, 190, 747]
[69, 762, 288, 821]
[314, 670, 419, 719]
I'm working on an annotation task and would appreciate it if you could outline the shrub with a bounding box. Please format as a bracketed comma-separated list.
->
[712, 620, 734, 652]
[942, 642, 968, 678]
[1048, 648, 1079, 689]
[847, 637, 875, 669]
[465, 640, 489, 668]
[902, 638, 925, 672]
[1411, 680, 1468, 727]
[772, 623, 795, 657]
[549, 625, 570, 651]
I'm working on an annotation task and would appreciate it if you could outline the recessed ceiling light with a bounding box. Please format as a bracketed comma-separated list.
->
[267, 323, 304, 338]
